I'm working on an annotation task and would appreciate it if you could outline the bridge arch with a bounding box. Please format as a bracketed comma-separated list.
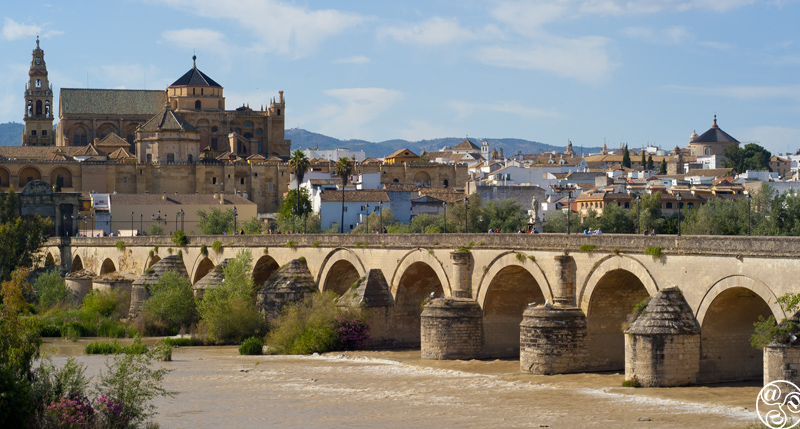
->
[145, 254, 161, 272]
[391, 255, 446, 347]
[253, 255, 279, 288]
[475, 251, 552, 357]
[192, 257, 215, 285]
[696, 275, 783, 383]
[316, 248, 366, 294]
[390, 248, 450, 298]
[99, 258, 116, 275]
[71, 254, 84, 273]
[44, 252, 55, 267]
[580, 255, 657, 371]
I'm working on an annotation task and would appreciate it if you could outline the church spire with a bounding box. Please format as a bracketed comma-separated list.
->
[23, 38, 54, 146]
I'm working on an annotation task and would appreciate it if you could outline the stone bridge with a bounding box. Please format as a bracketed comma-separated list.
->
[41, 233, 800, 383]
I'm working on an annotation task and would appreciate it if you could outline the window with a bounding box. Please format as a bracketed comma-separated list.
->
[268, 183, 273, 191]
[31, 130, 36, 136]
[42, 130, 47, 136]
[201, 88, 204, 95]
[195, 100, 201, 110]
[256, 128, 263, 135]
[277, 109, 281, 116]
[123, 177, 128, 184]
[211, 138, 218, 150]
[344, 206, 348, 212]
[36, 79, 41, 88]
[146, 154, 152, 162]
[258, 141, 262, 153]
[666, 202, 673, 209]
[188, 154, 193, 163]
[212, 177, 217, 184]
[244, 121, 254, 128]
[192, 88, 195, 95]
[240, 177, 245, 185]
[166, 153, 175, 163]
[254, 173, 258, 177]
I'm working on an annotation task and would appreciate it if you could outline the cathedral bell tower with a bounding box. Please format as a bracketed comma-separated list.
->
[23, 37, 54, 146]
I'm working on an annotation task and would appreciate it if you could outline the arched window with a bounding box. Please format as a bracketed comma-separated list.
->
[195, 100, 201, 110]
[36, 79, 41, 88]
[211, 126, 218, 133]
[704, 147, 710, 155]
[443, 179, 449, 188]
[35, 100, 42, 116]
[244, 121, 254, 128]
[276, 109, 281, 116]
[45, 101, 50, 117]
[666, 202, 673, 209]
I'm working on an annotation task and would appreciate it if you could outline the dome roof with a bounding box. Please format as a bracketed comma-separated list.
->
[169, 56, 222, 88]
[691, 116, 738, 144]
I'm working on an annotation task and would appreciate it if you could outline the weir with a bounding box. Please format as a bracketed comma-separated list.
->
[41, 233, 800, 385]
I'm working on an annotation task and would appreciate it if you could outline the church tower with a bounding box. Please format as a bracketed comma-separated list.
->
[23, 37, 54, 146]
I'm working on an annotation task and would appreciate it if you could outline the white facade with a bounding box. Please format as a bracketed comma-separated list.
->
[303, 148, 366, 162]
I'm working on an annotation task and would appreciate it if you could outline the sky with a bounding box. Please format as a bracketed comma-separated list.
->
[1, 0, 800, 155]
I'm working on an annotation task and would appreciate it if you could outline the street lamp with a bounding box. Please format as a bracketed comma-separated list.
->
[379, 201, 383, 233]
[180, 209, 185, 231]
[175, 210, 181, 233]
[635, 194, 641, 234]
[131, 211, 134, 236]
[233, 206, 238, 233]
[542, 212, 546, 233]
[91, 213, 95, 236]
[566, 191, 572, 235]
[464, 197, 469, 233]
[676, 193, 682, 237]
[442, 200, 447, 233]
[140, 214, 143, 236]
[364, 203, 370, 233]
[82, 215, 87, 236]
[746, 191, 751, 236]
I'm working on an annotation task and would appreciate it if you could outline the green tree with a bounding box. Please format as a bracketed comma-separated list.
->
[597, 202, 634, 233]
[198, 250, 265, 343]
[196, 207, 235, 235]
[142, 269, 196, 335]
[659, 158, 667, 174]
[276, 212, 324, 233]
[241, 217, 263, 235]
[638, 192, 663, 232]
[35, 268, 70, 310]
[289, 149, 310, 233]
[646, 155, 654, 170]
[724, 143, 772, 174]
[0, 188, 52, 282]
[482, 198, 528, 232]
[681, 199, 750, 236]
[640, 150, 646, 169]
[542, 209, 580, 233]
[148, 222, 164, 236]
[622, 146, 631, 168]
[334, 157, 354, 234]
[280, 188, 312, 220]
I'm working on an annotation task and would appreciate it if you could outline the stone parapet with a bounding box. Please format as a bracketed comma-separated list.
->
[421, 298, 482, 360]
[520, 304, 588, 375]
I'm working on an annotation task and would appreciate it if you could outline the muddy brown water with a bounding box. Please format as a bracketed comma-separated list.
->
[44, 338, 762, 428]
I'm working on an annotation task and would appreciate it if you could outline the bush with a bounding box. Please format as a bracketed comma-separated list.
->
[198, 250, 265, 343]
[84, 338, 148, 355]
[163, 337, 201, 347]
[142, 269, 196, 335]
[172, 229, 187, 246]
[212, 240, 223, 253]
[115, 240, 125, 251]
[35, 268, 70, 310]
[149, 223, 165, 236]
[644, 246, 663, 260]
[239, 336, 264, 355]
[266, 291, 369, 355]
[579, 244, 597, 253]
[200, 245, 208, 256]
[82, 289, 125, 319]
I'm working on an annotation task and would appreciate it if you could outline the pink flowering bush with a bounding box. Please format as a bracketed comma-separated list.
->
[94, 394, 129, 428]
[43, 393, 94, 428]
[334, 315, 369, 350]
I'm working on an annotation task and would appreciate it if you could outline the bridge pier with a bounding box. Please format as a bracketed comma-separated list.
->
[421, 298, 483, 360]
[520, 255, 589, 374]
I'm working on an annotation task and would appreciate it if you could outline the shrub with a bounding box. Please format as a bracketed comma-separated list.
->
[142, 269, 196, 335]
[458, 246, 470, 253]
[35, 268, 70, 310]
[286, 240, 297, 248]
[644, 246, 663, 260]
[163, 337, 200, 347]
[172, 229, 187, 246]
[84, 338, 148, 355]
[198, 250, 265, 343]
[148, 223, 164, 236]
[115, 240, 125, 251]
[579, 244, 597, 253]
[239, 336, 264, 355]
[632, 297, 651, 315]
[44, 393, 95, 428]
[266, 291, 369, 355]
[312, 241, 321, 247]
[622, 377, 641, 388]
[515, 252, 524, 261]
[200, 245, 208, 256]
[212, 240, 223, 253]
[82, 289, 125, 319]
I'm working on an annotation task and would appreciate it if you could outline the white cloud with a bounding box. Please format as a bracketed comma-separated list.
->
[98, 64, 165, 90]
[621, 26, 691, 45]
[666, 84, 800, 100]
[312, 88, 404, 139]
[2, 18, 62, 41]
[379, 17, 475, 46]
[158, 0, 365, 57]
[397, 120, 459, 142]
[738, 126, 800, 154]
[162, 29, 229, 54]
[334, 55, 371, 65]
[477, 35, 615, 84]
[577, 0, 756, 15]
[448, 101, 560, 120]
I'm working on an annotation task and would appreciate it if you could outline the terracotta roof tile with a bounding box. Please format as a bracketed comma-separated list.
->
[320, 190, 390, 203]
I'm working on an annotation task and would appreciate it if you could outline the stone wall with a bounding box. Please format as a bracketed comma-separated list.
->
[520, 305, 588, 374]
[764, 345, 800, 386]
[625, 334, 700, 387]
[421, 298, 482, 359]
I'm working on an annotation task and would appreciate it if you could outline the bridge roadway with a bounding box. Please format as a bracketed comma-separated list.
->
[42, 233, 800, 383]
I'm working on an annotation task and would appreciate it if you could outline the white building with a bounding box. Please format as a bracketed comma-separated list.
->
[318, 189, 389, 231]
[303, 148, 366, 162]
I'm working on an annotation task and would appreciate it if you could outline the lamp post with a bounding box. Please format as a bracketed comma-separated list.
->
[379, 201, 383, 233]
[140, 214, 143, 236]
[180, 209, 185, 231]
[442, 200, 447, 233]
[566, 191, 572, 235]
[464, 197, 469, 233]
[233, 206, 238, 233]
[746, 192, 751, 236]
[365, 203, 370, 233]
[542, 212, 546, 233]
[635, 194, 641, 234]
[91, 213, 95, 236]
[676, 193, 682, 237]
[175, 210, 181, 233]
[131, 211, 134, 236]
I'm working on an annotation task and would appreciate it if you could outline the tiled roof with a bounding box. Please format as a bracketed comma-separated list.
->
[139, 105, 198, 132]
[110, 193, 254, 206]
[320, 190, 390, 203]
[453, 138, 480, 151]
[96, 133, 130, 148]
[169, 61, 222, 88]
[383, 183, 420, 192]
[684, 168, 730, 178]
[418, 188, 466, 203]
[108, 147, 134, 160]
[75, 144, 101, 157]
[691, 118, 739, 143]
[386, 148, 418, 158]
[60, 89, 165, 116]
[0, 146, 91, 160]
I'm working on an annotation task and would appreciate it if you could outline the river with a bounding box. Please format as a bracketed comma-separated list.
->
[45, 338, 762, 428]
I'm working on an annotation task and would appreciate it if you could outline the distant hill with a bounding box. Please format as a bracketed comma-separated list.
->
[286, 128, 601, 158]
[0, 123, 23, 146]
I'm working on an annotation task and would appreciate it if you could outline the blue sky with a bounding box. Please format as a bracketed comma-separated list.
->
[1, 0, 799, 155]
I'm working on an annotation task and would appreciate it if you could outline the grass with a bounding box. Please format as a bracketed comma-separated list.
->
[579, 244, 597, 253]
[115, 241, 125, 251]
[632, 297, 651, 315]
[312, 241, 320, 248]
[212, 240, 223, 253]
[622, 377, 641, 388]
[84, 338, 148, 355]
[527, 255, 536, 262]
[163, 337, 202, 347]
[286, 240, 298, 248]
[644, 246, 663, 260]
[200, 245, 208, 256]
[515, 253, 525, 261]
[457, 246, 470, 253]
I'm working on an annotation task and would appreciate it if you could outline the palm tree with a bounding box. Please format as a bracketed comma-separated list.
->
[334, 157, 354, 233]
[288, 149, 310, 233]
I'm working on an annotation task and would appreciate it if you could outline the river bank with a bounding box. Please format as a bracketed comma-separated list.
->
[44, 338, 761, 428]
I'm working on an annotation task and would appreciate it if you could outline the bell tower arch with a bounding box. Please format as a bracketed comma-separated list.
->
[23, 37, 54, 147]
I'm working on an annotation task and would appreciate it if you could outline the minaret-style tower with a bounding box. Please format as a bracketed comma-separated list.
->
[23, 37, 55, 146]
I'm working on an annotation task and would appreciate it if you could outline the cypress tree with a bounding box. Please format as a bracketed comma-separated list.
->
[659, 159, 667, 174]
[646, 155, 654, 170]
[641, 151, 646, 168]
[622, 146, 631, 168]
